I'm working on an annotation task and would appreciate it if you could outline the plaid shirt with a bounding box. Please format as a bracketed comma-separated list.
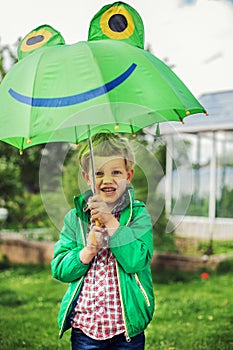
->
[71, 194, 129, 340]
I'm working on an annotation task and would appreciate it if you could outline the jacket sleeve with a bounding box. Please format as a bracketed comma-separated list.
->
[109, 205, 153, 274]
[51, 209, 90, 283]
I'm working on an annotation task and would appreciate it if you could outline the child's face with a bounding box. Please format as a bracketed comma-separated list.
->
[83, 155, 134, 208]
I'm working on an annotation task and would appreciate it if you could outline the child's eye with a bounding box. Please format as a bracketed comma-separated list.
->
[112, 170, 122, 175]
[95, 171, 103, 177]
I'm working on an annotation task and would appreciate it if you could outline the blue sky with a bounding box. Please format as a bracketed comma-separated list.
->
[0, 0, 232, 96]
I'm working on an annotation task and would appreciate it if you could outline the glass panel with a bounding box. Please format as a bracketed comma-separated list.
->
[216, 131, 233, 218]
[171, 132, 212, 217]
[158, 130, 233, 219]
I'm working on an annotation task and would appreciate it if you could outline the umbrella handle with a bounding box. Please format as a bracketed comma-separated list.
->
[95, 220, 101, 227]
[89, 230, 98, 246]
[89, 220, 101, 246]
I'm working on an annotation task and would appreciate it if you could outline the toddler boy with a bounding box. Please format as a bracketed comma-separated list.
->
[51, 132, 154, 349]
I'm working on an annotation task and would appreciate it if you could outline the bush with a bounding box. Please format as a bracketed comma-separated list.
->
[216, 258, 233, 274]
[6, 192, 54, 229]
[0, 254, 10, 270]
[152, 267, 199, 284]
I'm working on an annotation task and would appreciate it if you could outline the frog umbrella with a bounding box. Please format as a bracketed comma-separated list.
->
[0, 1, 207, 191]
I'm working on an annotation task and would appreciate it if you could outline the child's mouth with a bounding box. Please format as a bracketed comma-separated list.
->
[101, 187, 116, 193]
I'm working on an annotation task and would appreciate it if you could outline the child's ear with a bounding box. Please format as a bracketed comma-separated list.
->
[82, 170, 91, 185]
[127, 168, 134, 183]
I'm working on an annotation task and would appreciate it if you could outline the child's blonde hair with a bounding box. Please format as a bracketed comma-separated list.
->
[78, 132, 135, 173]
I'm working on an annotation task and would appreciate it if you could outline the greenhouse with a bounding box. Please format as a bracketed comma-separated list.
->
[157, 90, 233, 240]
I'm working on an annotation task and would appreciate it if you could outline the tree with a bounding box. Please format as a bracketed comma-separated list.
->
[0, 39, 18, 80]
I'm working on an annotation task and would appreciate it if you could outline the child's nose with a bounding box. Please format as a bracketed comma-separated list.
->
[102, 174, 112, 183]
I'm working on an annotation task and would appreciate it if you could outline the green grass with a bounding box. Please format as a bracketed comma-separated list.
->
[147, 270, 233, 350]
[0, 265, 70, 349]
[0, 264, 232, 350]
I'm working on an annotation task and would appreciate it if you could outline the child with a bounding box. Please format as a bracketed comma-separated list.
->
[51, 132, 155, 350]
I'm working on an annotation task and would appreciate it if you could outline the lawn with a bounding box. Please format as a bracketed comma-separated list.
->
[0, 263, 232, 350]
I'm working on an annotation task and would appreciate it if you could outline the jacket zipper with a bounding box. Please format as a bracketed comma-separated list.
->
[134, 273, 150, 307]
[60, 217, 86, 338]
[125, 189, 133, 226]
[115, 189, 133, 342]
[78, 217, 87, 245]
[59, 276, 84, 338]
[116, 261, 131, 342]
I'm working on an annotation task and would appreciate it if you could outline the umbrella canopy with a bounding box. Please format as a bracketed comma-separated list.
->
[0, 2, 206, 155]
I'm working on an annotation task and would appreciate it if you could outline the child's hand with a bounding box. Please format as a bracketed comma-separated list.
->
[88, 195, 112, 225]
[88, 195, 111, 218]
[87, 225, 104, 248]
[88, 195, 120, 235]
[80, 225, 104, 264]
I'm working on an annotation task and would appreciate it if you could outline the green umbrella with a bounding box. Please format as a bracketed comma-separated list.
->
[0, 2, 206, 189]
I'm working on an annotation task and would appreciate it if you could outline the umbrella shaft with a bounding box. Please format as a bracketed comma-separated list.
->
[88, 127, 97, 194]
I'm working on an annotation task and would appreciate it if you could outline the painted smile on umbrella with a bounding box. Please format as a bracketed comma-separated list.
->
[8, 63, 137, 108]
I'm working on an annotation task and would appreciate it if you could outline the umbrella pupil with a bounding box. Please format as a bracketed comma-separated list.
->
[108, 14, 128, 32]
[26, 35, 45, 46]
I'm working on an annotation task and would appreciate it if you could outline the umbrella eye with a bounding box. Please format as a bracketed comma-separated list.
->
[88, 3, 144, 49]
[18, 24, 65, 60]
[108, 14, 128, 33]
[20, 29, 52, 54]
[99, 5, 135, 40]
[26, 35, 45, 46]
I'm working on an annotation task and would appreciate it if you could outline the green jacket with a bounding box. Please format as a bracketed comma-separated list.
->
[51, 187, 155, 340]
